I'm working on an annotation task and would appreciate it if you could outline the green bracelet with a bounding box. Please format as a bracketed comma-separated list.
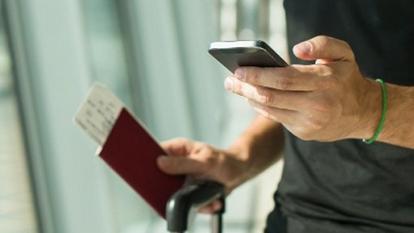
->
[363, 79, 388, 144]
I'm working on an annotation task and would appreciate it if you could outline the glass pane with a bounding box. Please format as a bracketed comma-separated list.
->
[0, 5, 39, 233]
[81, 0, 286, 232]
[81, 1, 159, 232]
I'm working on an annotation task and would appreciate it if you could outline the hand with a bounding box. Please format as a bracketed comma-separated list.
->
[224, 35, 381, 141]
[157, 138, 249, 213]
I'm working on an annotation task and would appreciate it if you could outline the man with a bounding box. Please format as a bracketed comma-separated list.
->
[157, 1, 414, 232]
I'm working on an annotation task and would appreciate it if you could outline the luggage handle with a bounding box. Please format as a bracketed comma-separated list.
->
[166, 180, 225, 233]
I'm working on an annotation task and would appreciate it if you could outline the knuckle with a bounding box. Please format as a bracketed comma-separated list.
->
[340, 41, 355, 60]
[204, 155, 216, 167]
[315, 67, 337, 88]
[193, 142, 207, 154]
[244, 68, 259, 83]
[348, 50, 356, 61]
[274, 76, 292, 90]
[198, 145, 215, 159]
[339, 39, 352, 50]
[314, 35, 331, 48]
[251, 68, 261, 81]
[201, 144, 214, 154]
[315, 65, 333, 77]
[175, 137, 189, 144]
[199, 155, 217, 171]
[257, 89, 274, 105]
[277, 66, 290, 75]
[232, 79, 243, 93]
[307, 64, 332, 76]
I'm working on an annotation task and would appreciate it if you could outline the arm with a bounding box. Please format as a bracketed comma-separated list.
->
[157, 115, 284, 213]
[158, 115, 284, 190]
[375, 83, 414, 148]
[330, 77, 414, 149]
[227, 115, 284, 184]
[224, 35, 414, 149]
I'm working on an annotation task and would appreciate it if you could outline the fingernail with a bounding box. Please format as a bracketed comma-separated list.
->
[224, 77, 233, 91]
[294, 41, 312, 54]
[234, 68, 245, 80]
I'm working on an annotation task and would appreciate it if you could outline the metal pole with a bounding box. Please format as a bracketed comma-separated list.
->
[211, 213, 223, 233]
[236, 0, 270, 40]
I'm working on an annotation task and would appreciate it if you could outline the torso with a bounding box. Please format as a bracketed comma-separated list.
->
[267, 1, 414, 233]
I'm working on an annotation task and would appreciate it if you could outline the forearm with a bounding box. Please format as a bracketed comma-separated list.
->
[358, 79, 414, 149]
[227, 115, 284, 179]
[377, 83, 414, 148]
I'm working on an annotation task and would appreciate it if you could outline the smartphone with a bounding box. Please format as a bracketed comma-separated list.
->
[208, 40, 288, 73]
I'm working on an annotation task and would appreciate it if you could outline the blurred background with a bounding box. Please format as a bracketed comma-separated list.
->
[0, 0, 288, 232]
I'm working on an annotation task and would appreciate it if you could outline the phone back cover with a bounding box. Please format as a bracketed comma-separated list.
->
[98, 108, 185, 218]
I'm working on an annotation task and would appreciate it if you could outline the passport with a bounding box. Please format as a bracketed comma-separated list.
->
[74, 83, 185, 218]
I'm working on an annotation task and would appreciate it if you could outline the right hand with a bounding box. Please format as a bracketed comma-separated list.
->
[157, 138, 250, 214]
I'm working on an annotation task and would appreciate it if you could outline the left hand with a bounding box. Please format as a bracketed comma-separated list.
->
[224, 35, 381, 142]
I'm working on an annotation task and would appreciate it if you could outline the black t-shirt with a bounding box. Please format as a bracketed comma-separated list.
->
[266, 1, 414, 233]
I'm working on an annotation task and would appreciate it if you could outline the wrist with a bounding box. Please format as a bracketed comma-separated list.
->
[222, 116, 283, 187]
[376, 83, 412, 143]
[226, 133, 270, 184]
[352, 78, 382, 139]
[218, 142, 252, 190]
[227, 138, 252, 161]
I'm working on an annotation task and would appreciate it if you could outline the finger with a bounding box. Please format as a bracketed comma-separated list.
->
[157, 155, 205, 175]
[234, 65, 327, 91]
[225, 77, 307, 110]
[160, 138, 195, 156]
[248, 100, 297, 125]
[293, 35, 355, 62]
[199, 200, 222, 214]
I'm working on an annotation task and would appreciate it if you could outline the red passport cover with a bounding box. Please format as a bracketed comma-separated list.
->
[98, 108, 185, 218]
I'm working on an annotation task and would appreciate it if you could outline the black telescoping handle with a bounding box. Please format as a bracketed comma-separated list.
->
[211, 195, 225, 233]
[166, 180, 225, 233]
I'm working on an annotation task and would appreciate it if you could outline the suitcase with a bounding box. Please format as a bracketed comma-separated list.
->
[166, 180, 225, 233]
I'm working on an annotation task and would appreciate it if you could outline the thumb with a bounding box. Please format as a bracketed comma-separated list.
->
[293, 35, 355, 62]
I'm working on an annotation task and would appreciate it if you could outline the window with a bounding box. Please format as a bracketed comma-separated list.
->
[82, 1, 286, 232]
[0, 2, 39, 232]
[5, 0, 287, 232]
